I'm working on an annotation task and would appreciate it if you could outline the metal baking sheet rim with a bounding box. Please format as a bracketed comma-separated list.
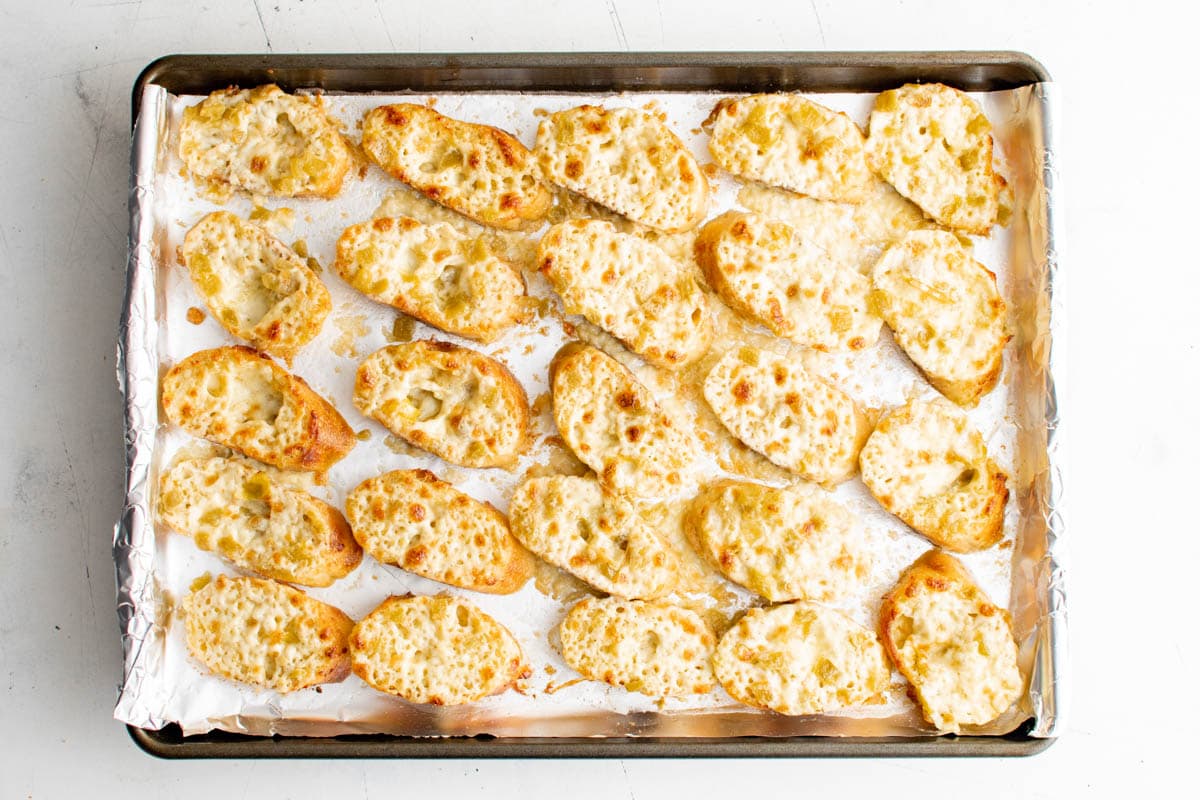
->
[114, 52, 1066, 758]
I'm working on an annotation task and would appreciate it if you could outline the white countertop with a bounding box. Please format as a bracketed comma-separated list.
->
[1, 0, 1196, 796]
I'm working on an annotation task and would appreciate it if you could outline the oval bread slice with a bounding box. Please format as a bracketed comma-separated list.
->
[559, 597, 716, 698]
[879, 550, 1022, 732]
[683, 480, 868, 603]
[550, 343, 694, 498]
[695, 211, 880, 351]
[859, 398, 1008, 552]
[865, 83, 999, 235]
[361, 103, 552, 230]
[181, 211, 331, 359]
[535, 105, 709, 232]
[162, 346, 356, 473]
[706, 94, 873, 202]
[508, 475, 679, 599]
[714, 602, 890, 715]
[537, 219, 711, 369]
[159, 457, 361, 586]
[871, 229, 1008, 407]
[351, 595, 528, 705]
[353, 341, 529, 469]
[179, 85, 351, 199]
[334, 216, 526, 343]
[183, 573, 354, 692]
[702, 347, 869, 485]
[345, 469, 533, 594]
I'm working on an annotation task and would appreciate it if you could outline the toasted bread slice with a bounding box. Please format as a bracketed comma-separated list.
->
[179, 85, 350, 199]
[871, 230, 1008, 407]
[353, 341, 529, 469]
[683, 480, 867, 603]
[559, 597, 716, 698]
[714, 601, 890, 715]
[183, 573, 353, 692]
[345, 469, 533, 594]
[537, 219, 711, 369]
[706, 94, 873, 202]
[181, 211, 331, 360]
[865, 83, 998, 235]
[334, 216, 526, 343]
[550, 343, 693, 497]
[361, 104, 552, 230]
[879, 550, 1022, 732]
[162, 346, 355, 473]
[859, 398, 1008, 552]
[535, 105, 708, 232]
[702, 347, 869, 485]
[159, 457, 360, 586]
[351, 594, 528, 705]
[508, 475, 679, 599]
[695, 211, 880, 351]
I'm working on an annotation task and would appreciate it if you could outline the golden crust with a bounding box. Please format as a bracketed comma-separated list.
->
[345, 469, 533, 594]
[161, 346, 356, 473]
[879, 551, 1023, 732]
[179, 85, 350, 199]
[183, 574, 354, 692]
[361, 103, 552, 230]
[334, 215, 526, 343]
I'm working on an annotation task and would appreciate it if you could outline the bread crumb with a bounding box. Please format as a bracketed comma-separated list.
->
[186, 307, 206, 325]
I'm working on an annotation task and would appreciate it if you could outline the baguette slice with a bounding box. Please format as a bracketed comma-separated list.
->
[334, 216, 526, 343]
[559, 597, 716, 698]
[183, 573, 354, 692]
[353, 340, 529, 469]
[508, 475, 679, 599]
[706, 94, 873, 202]
[879, 550, 1022, 733]
[179, 85, 351, 199]
[361, 103, 552, 230]
[162, 346, 356, 473]
[859, 398, 1008, 552]
[351, 595, 529, 705]
[702, 347, 869, 485]
[535, 105, 709, 232]
[159, 457, 360, 586]
[537, 219, 711, 369]
[695, 211, 880, 351]
[181, 211, 331, 359]
[865, 83, 999, 235]
[345, 469, 533, 594]
[683, 480, 867, 603]
[871, 230, 1008, 407]
[550, 343, 693, 498]
[714, 602, 890, 715]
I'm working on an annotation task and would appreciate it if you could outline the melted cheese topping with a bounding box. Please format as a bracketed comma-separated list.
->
[353, 341, 529, 469]
[345, 469, 531, 594]
[865, 83, 998, 234]
[536, 105, 709, 232]
[538, 219, 711, 369]
[703, 347, 867, 485]
[350, 595, 527, 705]
[508, 475, 678, 599]
[707, 94, 873, 202]
[714, 602, 889, 715]
[695, 211, 880, 351]
[179, 85, 350, 198]
[335, 216, 526, 343]
[684, 480, 868, 602]
[559, 597, 716, 698]
[183, 574, 352, 692]
[182, 211, 330, 359]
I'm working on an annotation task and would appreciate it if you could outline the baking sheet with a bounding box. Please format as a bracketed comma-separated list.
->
[115, 80, 1064, 739]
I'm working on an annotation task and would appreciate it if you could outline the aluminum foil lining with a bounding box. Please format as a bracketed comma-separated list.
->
[114, 81, 1066, 739]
